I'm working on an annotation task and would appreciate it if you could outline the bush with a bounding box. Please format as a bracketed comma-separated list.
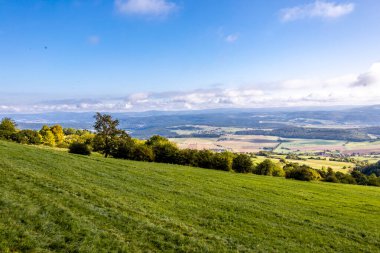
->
[56, 142, 70, 149]
[146, 135, 180, 164]
[360, 161, 380, 177]
[325, 168, 339, 183]
[194, 150, 214, 169]
[110, 136, 135, 159]
[0, 118, 17, 132]
[40, 126, 56, 146]
[0, 130, 15, 140]
[211, 152, 234, 171]
[335, 172, 356, 184]
[368, 174, 380, 187]
[351, 170, 370, 185]
[177, 149, 198, 166]
[151, 142, 180, 164]
[69, 142, 91, 155]
[13, 130, 42, 145]
[232, 154, 253, 173]
[132, 144, 154, 162]
[254, 159, 284, 177]
[285, 165, 321, 181]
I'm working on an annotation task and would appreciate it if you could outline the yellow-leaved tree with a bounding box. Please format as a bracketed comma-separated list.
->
[50, 125, 64, 144]
[39, 125, 56, 146]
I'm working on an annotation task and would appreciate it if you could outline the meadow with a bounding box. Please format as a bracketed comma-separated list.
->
[251, 156, 354, 173]
[1, 140, 380, 252]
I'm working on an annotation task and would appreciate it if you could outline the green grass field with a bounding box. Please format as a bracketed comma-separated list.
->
[274, 139, 347, 153]
[252, 155, 354, 173]
[1, 140, 380, 252]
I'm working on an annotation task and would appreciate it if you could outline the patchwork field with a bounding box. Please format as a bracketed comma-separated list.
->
[172, 132, 380, 155]
[274, 139, 347, 153]
[275, 139, 380, 154]
[1, 140, 380, 252]
[252, 155, 354, 173]
[171, 135, 380, 172]
[171, 135, 280, 152]
[344, 141, 380, 154]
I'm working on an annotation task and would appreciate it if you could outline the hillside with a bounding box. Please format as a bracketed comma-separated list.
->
[1, 141, 380, 252]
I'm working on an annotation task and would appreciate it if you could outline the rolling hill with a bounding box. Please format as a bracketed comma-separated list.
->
[1, 140, 379, 252]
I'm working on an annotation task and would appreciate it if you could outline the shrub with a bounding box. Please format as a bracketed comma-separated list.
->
[255, 159, 284, 177]
[335, 172, 356, 184]
[0, 118, 17, 140]
[368, 174, 380, 187]
[40, 126, 56, 146]
[146, 135, 170, 146]
[194, 150, 214, 169]
[63, 128, 77, 135]
[351, 170, 370, 185]
[50, 125, 64, 144]
[360, 161, 380, 177]
[146, 135, 180, 164]
[110, 136, 135, 159]
[151, 142, 180, 164]
[13, 130, 42, 145]
[325, 168, 339, 183]
[132, 144, 154, 162]
[0, 130, 15, 140]
[0, 118, 17, 132]
[177, 149, 198, 166]
[232, 154, 253, 173]
[69, 142, 91, 156]
[56, 142, 69, 149]
[325, 174, 339, 183]
[210, 152, 234, 171]
[285, 165, 321, 181]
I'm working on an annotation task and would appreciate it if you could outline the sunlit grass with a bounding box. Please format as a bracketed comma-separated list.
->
[1, 140, 379, 252]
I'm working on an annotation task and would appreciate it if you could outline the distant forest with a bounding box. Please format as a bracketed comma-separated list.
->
[235, 127, 380, 142]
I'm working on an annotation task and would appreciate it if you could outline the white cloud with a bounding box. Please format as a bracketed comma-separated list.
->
[217, 27, 239, 43]
[115, 0, 177, 16]
[225, 34, 239, 43]
[351, 62, 380, 87]
[280, 0, 355, 22]
[1, 62, 380, 113]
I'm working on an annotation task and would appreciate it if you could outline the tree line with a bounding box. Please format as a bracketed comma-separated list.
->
[1, 114, 379, 187]
[235, 127, 371, 142]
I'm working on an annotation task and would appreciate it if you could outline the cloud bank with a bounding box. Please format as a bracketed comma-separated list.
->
[281, 0, 355, 22]
[115, 0, 177, 16]
[1, 62, 380, 113]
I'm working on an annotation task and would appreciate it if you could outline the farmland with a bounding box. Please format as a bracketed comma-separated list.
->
[171, 133, 380, 157]
[170, 132, 380, 172]
[251, 155, 354, 173]
[170, 134, 280, 153]
[1, 140, 380, 252]
[275, 139, 380, 155]
[169, 124, 380, 155]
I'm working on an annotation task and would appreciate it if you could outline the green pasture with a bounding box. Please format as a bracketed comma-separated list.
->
[1, 141, 380, 252]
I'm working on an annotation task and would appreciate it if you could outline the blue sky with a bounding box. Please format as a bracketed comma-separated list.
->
[0, 0, 380, 112]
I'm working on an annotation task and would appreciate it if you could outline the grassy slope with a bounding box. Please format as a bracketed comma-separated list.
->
[1, 141, 380, 252]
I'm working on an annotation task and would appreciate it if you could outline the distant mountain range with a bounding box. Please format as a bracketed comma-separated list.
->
[2, 105, 380, 139]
